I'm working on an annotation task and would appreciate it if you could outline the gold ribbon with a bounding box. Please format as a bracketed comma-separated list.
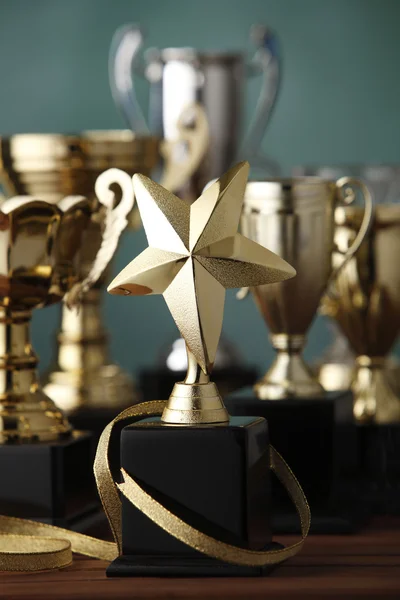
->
[0, 400, 310, 571]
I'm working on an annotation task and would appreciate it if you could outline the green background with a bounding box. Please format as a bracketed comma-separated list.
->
[0, 0, 399, 376]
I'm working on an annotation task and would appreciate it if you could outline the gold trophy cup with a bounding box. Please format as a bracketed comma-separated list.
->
[0, 167, 134, 441]
[241, 177, 373, 399]
[0, 132, 156, 415]
[323, 204, 400, 423]
[0, 168, 134, 526]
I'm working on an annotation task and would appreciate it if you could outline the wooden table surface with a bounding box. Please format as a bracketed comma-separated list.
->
[1, 518, 399, 600]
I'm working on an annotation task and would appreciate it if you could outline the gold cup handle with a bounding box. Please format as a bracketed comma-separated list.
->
[326, 177, 374, 295]
[159, 103, 209, 194]
[65, 168, 135, 308]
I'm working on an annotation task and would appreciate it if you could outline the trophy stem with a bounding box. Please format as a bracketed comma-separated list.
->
[45, 286, 136, 413]
[254, 334, 325, 400]
[0, 307, 71, 443]
[161, 347, 230, 425]
[353, 355, 400, 424]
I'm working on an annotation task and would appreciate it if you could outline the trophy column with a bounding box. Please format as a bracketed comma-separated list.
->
[45, 283, 137, 435]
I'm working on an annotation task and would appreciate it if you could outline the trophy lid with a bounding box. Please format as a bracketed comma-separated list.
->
[294, 164, 400, 205]
[244, 178, 337, 212]
[0, 131, 159, 202]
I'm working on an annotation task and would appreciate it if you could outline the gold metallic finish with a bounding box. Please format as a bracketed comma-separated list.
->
[0, 196, 90, 442]
[0, 169, 132, 442]
[0, 132, 153, 414]
[0, 399, 309, 571]
[108, 162, 295, 424]
[242, 177, 373, 400]
[159, 103, 210, 195]
[0, 534, 72, 571]
[323, 204, 400, 423]
[0, 131, 159, 203]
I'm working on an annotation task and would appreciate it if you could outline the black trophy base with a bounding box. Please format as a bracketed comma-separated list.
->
[358, 423, 400, 515]
[139, 367, 257, 403]
[107, 544, 282, 578]
[226, 387, 364, 534]
[107, 415, 273, 578]
[0, 430, 100, 530]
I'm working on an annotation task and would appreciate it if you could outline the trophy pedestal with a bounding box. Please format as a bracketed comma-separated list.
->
[0, 431, 100, 531]
[358, 423, 400, 515]
[139, 367, 257, 403]
[107, 416, 277, 577]
[226, 388, 364, 533]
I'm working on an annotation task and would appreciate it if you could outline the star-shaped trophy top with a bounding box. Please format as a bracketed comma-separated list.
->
[108, 162, 295, 376]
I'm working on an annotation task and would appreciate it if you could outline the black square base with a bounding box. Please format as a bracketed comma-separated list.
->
[107, 415, 273, 577]
[139, 367, 257, 403]
[226, 388, 364, 533]
[107, 544, 282, 577]
[358, 423, 400, 515]
[0, 430, 99, 529]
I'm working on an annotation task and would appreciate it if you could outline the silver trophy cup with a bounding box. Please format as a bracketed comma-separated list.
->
[109, 24, 281, 199]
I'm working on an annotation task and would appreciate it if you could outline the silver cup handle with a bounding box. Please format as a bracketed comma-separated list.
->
[109, 23, 150, 134]
[326, 177, 374, 297]
[239, 25, 281, 176]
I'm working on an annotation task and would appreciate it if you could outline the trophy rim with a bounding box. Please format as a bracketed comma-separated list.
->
[159, 47, 243, 64]
[294, 162, 400, 172]
[246, 176, 337, 187]
[0, 130, 160, 145]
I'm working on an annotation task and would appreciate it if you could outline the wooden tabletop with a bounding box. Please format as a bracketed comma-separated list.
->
[1, 518, 399, 600]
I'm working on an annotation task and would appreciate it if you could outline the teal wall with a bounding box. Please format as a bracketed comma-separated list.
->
[0, 0, 399, 375]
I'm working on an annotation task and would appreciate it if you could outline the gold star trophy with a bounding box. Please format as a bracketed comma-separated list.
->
[106, 162, 300, 576]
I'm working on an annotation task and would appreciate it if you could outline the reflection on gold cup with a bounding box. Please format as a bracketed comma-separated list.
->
[242, 177, 372, 400]
[323, 205, 400, 422]
[0, 132, 158, 414]
[0, 174, 131, 441]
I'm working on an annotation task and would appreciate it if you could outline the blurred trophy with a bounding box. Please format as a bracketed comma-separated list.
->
[241, 177, 373, 400]
[226, 177, 373, 533]
[0, 132, 156, 422]
[323, 204, 400, 423]
[109, 23, 281, 201]
[0, 168, 133, 525]
[110, 24, 281, 389]
[294, 165, 400, 395]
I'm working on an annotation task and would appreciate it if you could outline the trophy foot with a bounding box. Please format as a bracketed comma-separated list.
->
[353, 356, 400, 424]
[162, 381, 229, 424]
[45, 363, 137, 414]
[255, 335, 325, 400]
[254, 377, 324, 400]
[0, 388, 72, 444]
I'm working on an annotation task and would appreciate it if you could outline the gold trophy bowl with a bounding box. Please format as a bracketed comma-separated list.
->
[0, 132, 157, 415]
[241, 177, 373, 400]
[323, 204, 400, 423]
[0, 183, 121, 442]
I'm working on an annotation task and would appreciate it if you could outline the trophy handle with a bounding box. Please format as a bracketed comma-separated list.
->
[109, 23, 150, 133]
[159, 103, 209, 193]
[327, 177, 374, 292]
[239, 25, 281, 176]
[65, 168, 134, 308]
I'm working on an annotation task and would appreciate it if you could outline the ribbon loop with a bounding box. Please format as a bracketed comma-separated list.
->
[0, 401, 310, 572]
